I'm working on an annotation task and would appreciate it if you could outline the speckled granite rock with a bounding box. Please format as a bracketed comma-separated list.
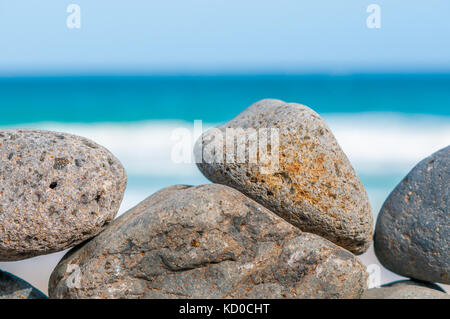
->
[0, 129, 127, 261]
[362, 280, 449, 299]
[49, 184, 368, 299]
[0, 269, 47, 299]
[194, 99, 373, 254]
[374, 146, 449, 284]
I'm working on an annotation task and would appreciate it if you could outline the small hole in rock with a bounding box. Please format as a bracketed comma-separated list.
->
[49, 182, 58, 189]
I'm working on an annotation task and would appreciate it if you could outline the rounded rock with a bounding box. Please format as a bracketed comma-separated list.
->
[374, 146, 449, 284]
[362, 280, 449, 299]
[194, 99, 373, 254]
[49, 184, 368, 299]
[0, 129, 127, 261]
[0, 269, 47, 299]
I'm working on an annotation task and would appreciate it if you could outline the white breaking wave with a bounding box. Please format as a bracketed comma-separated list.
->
[7, 113, 449, 179]
[324, 113, 450, 174]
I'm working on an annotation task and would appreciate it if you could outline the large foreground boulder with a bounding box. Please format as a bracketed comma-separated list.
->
[49, 184, 368, 299]
[375, 146, 449, 284]
[0, 270, 47, 299]
[0, 129, 127, 261]
[195, 99, 373, 254]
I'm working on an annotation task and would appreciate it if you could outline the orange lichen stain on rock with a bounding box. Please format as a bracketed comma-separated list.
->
[282, 151, 338, 212]
[191, 239, 200, 247]
[327, 190, 337, 200]
[249, 131, 363, 222]
[254, 144, 339, 215]
[400, 233, 411, 241]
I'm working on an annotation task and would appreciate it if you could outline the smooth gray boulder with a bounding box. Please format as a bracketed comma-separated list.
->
[0, 129, 127, 261]
[0, 269, 47, 299]
[49, 184, 368, 299]
[362, 280, 449, 299]
[195, 99, 373, 254]
[374, 146, 449, 284]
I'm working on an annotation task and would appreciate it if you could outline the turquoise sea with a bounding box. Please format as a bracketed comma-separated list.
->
[1, 74, 450, 124]
[0, 74, 449, 294]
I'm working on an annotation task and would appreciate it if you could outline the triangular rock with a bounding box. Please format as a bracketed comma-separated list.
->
[195, 99, 373, 254]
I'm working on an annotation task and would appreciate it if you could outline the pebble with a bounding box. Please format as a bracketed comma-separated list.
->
[195, 99, 373, 254]
[0, 269, 47, 299]
[0, 129, 127, 261]
[362, 280, 449, 299]
[374, 146, 449, 284]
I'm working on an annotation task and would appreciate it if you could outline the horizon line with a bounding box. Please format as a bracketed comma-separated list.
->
[1, 71, 450, 79]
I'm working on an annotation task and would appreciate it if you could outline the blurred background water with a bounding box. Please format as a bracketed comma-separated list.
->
[0, 0, 450, 295]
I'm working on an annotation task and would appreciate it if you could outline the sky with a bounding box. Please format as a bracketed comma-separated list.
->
[0, 1, 450, 75]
